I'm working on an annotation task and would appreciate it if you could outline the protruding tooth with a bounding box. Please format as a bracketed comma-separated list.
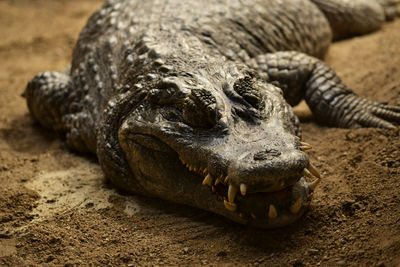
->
[290, 197, 302, 214]
[203, 168, 208, 175]
[228, 184, 239, 203]
[240, 184, 247, 196]
[303, 168, 313, 179]
[308, 178, 320, 191]
[251, 213, 257, 219]
[224, 200, 237, 211]
[268, 204, 278, 219]
[202, 174, 212, 186]
[307, 163, 321, 178]
[295, 136, 301, 141]
[198, 167, 204, 173]
[189, 165, 193, 171]
[300, 141, 312, 147]
[300, 141, 312, 151]
[300, 144, 312, 151]
[193, 167, 197, 172]
[211, 186, 216, 192]
[224, 176, 229, 184]
[214, 178, 220, 186]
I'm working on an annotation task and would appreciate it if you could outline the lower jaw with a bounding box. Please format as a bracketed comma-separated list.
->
[207, 177, 313, 228]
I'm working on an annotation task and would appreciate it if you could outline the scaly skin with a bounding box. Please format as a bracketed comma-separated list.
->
[25, 0, 400, 228]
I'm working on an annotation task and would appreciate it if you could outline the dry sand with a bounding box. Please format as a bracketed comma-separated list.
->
[0, 1, 399, 265]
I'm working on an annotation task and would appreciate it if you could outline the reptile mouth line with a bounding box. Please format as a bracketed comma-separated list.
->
[179, 140, 321, 221]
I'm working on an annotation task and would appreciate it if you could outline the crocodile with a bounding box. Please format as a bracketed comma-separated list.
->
[25, 0, 400, 228]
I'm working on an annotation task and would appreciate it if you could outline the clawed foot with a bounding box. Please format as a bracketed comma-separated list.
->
[339, 95, 400, 129]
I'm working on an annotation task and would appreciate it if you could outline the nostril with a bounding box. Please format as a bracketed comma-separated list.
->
[229, 149, 309, 192]
[253, 148, 281, 161]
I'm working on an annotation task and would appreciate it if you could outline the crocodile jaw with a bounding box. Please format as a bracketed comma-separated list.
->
[119, 119, 321, 228]
[181, 157, 319, 228]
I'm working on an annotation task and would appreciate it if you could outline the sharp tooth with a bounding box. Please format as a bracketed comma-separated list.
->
[228, 184, 239, 203]
[240, 183, 247, 196]
[295, 136, 301, 141]
[223, 200, 237, 211]
[307, 163, 321, 178]
[212, 186, 216, 192]
[224, 176, 229, 184]
[203, 168, 208, 175]
[300, 141, 312, 147]
[303, 168, 313, 179]
[251, 213, 256, 219]
[300, 145, 312, 151]
[202, 174, 212, 186]
[268, 204, 278, 219]
[193, 167, 197, 172]
[215, 178, 220, 186]
[199, 167, 204, 173]
[290, 197, 302, 214]
[308, 178, 320, 191]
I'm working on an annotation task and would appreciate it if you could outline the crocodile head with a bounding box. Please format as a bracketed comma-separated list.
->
[118, 61, 320, 228]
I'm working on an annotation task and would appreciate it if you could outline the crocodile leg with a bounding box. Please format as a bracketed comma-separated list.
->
[253, 51, 400, 129]
[25, 70, 72, 132]
[310, 0, 386, 40]
[25, 69, 97, 153]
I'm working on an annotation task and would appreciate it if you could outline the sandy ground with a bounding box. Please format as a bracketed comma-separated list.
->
[0, 0, 400, 266]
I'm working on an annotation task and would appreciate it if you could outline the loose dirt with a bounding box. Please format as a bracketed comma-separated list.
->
[0, 1, 399, 266]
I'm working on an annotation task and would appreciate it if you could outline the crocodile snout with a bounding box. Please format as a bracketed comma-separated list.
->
[228, 148, 309, 193]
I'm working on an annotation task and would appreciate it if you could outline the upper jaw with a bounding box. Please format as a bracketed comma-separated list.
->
[226, 149, 309, 192]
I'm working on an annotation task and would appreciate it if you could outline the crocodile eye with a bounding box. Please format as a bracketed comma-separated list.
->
[234, 76, 263, 109]
[183, 89, 219, 128]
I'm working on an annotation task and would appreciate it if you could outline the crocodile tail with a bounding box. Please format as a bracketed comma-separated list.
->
[310, 0, 385, 40]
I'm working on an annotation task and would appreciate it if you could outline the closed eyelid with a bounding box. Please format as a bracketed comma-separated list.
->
[233, 77, 264, 110]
